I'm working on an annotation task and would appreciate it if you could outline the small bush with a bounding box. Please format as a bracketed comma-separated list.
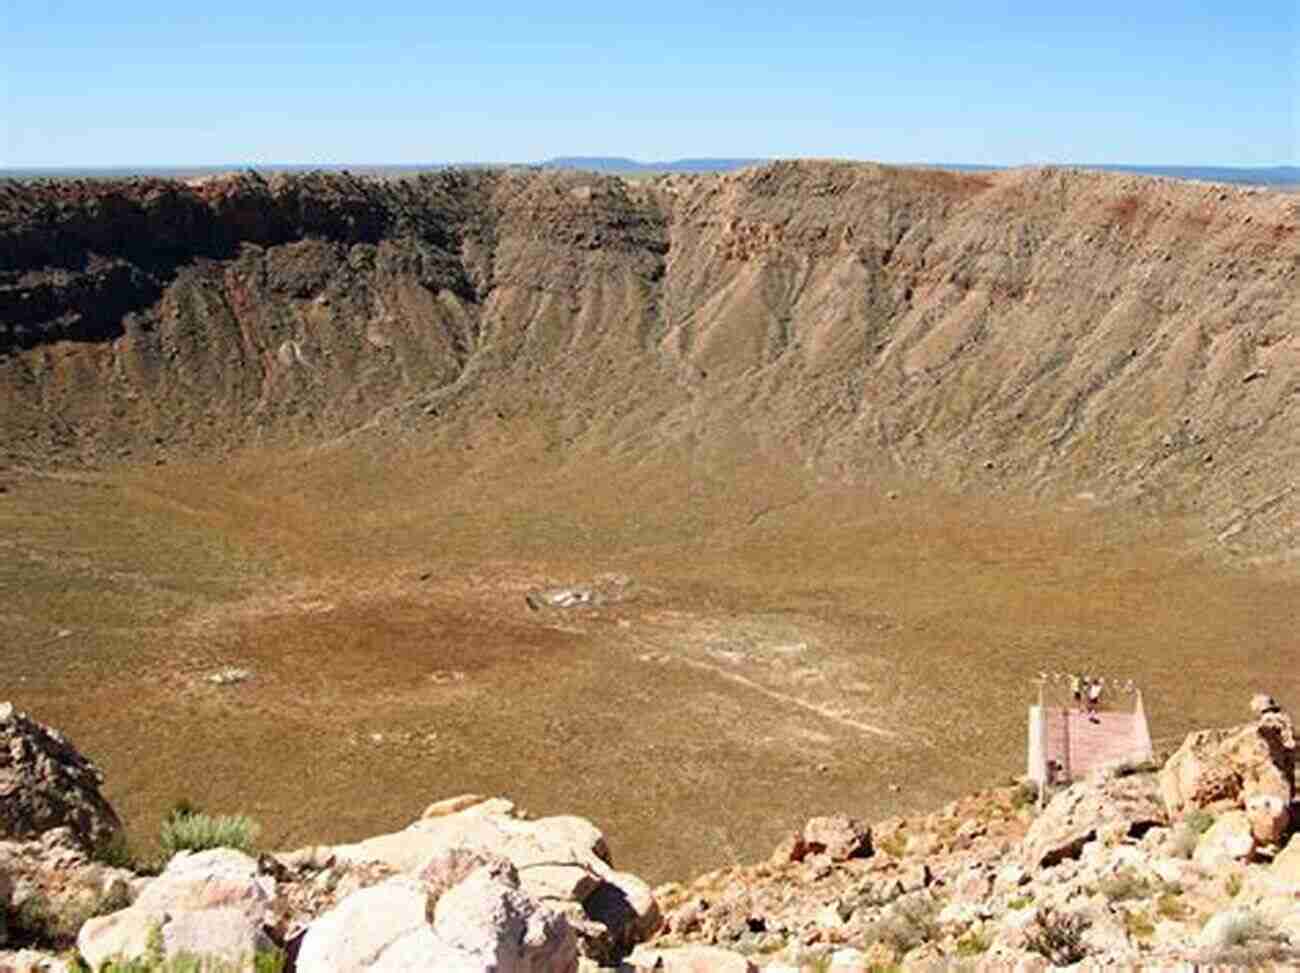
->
[1007, 894, 1034, 910]
[860, 894, 941, 954]
[1113, 758, 1159, 778]
[1098, 869, 1152, 903]
[1184, 809, 1215, 835]
[1218, 912, 1279, 947]
[160, 806, 261, 859]
[93, 831, 141, 870]
[5, 895, 61, 946]
[1224, 873, 1243, 898]
[1156, 893, 1190, 921]
[955, 930, 991, 955]
[1010, 781, 1039, 811]
[89, 950, 287, 973]
[1200, 910, 1291, 966]
[875, 831, 908, 858]
[1024, 908, 1090, 966]
[1122, 908, 1155, 940]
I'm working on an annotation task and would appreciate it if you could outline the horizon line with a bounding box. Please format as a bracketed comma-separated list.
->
[3, 158, 1298, 173]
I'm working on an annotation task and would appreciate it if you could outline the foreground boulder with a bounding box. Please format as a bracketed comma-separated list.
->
[1022, 771, 1166, 869]
[297, 861, 577, 973]
[1194, 810, 1258, 867]
[1160, 698, 1296, 841]
[0, 703, 122, 850]
[284, 795, 658, 963]
[0, 827, 136, 949]
[77, 849, 274, 970]
[800, 816, 872, 862]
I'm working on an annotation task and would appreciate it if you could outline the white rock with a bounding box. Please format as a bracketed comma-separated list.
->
[160, 907, 274, 966]
[421, 794, 491, 819]
[1245, 792, 1290, 845]
[829, 947, 870, 971]
[939, 902, 982, 927]
[520, 863, 603, 902]
[815, 902, 845, 928]
[77, 847, 274, 970]
[421, 846, 517, 907]
[137, 848, 272, 915]
[1151, 857, 1192, 886]
[1197, 907, 1266, 951]
[1193, 811, 1256, 868]
[76, 910, 159, 971]
[295, 878, 429, 973]
[0, 950, 77, 972]
[431, 866, 577, 972]
[993, 862, 1028, 894]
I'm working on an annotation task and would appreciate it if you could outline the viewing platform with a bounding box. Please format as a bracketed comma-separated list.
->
[1028, 674, 1153, 786]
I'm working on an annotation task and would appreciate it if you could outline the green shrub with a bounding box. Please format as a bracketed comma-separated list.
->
[1224, 873, 1243, 898]
[1184, 809, 1215, 835]
[88, 950, 287, 972]
[875, 830, 908, 858]
[93, 831, 141, 870]
[159, 805, 261, 859]
[1122, 908, 1155, 940]
[1010, 781, 1039, 811]
[955, 929, 991, 955]
[1156, 892, 1190, 921]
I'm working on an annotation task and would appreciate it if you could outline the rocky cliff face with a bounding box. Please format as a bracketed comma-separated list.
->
[2, 163, 1298, 558]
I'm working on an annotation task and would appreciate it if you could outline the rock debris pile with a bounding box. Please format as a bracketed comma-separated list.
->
[1, 696, 1296, 971]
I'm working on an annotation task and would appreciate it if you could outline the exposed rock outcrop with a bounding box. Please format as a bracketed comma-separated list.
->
[8, 698, 1300, 971]
[297, 863, 578, 973]
[1021, 770, 1166, 870]
[4, 164, 1299, 559]
[799, 816, 872, 863]
[295, 795, 658, 964]
[1160, 697, 1296, 844]
[0, 703, 121, 851]
[0, 827, 137, 951]
[648, 700, 1298, 969]
[77, 849, 274, 970]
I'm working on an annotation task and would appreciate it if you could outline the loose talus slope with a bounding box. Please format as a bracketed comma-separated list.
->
[1, 161, 1296, 558]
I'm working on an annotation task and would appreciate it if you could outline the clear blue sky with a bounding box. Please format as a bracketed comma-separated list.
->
[3, 1, 1296, 167]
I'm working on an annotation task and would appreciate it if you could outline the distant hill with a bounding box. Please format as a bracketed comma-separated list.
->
[4, 159, 1296, 187]
[3, 159, 1297, 561]
[1079, 164, 1300, 187]
[538, 156, 763, 173]
[537, 157, 1300, 186]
